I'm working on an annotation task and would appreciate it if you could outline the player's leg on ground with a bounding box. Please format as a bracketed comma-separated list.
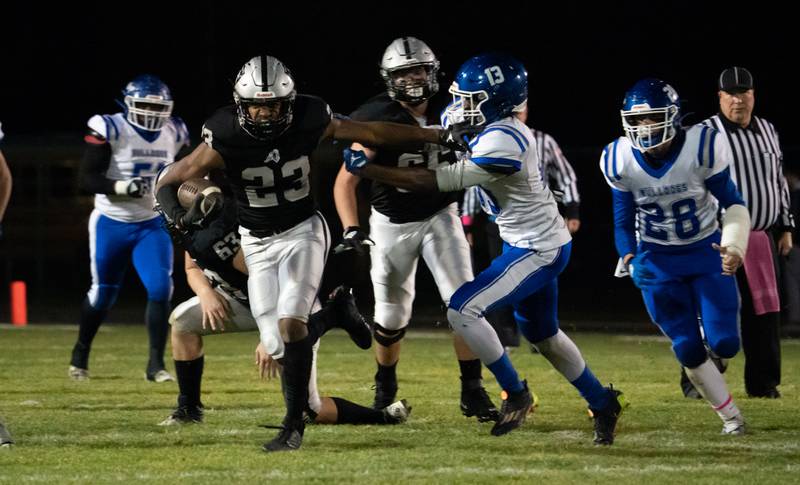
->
[132, 219, 174, 381]
[70, 210, 132, 377]
[419, 205, 498, 421]
[642, 278, 742, 432]
[690, 272, 746, 432]
[369, 218, 419, 409]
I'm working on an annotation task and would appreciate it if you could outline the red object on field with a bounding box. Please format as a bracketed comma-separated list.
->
[10, 281, 27, 326]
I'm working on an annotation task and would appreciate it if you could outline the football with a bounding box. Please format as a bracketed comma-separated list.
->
[177, 178, 222, 209]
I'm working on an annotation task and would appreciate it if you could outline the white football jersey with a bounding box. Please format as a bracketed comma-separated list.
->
[0, 121, 4, 142]
[88, 113, 189, 222]
[467, 117, 570, 251]
[600, 125, 731, 246]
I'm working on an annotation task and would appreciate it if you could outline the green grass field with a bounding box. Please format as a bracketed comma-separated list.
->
[0, 324, 798, 484]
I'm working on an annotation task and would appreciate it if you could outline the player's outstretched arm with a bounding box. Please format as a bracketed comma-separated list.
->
[323, 117, 473, 152]
[345, 148, 438, 192]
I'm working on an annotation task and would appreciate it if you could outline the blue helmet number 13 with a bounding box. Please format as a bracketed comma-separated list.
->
[484, 66, 505, 86]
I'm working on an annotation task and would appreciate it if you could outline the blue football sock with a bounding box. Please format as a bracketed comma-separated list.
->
[486, 353, 523, 393]
[571, 366, 609, 410]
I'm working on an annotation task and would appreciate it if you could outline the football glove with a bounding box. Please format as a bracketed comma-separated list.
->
[114, 177, 145, 198]
[333, 226, 375, 254]
[343, 148, 370, 173]
[180, 192, 223, 231]
[628, 253, 657, 289]
[438, 122, 483, 152]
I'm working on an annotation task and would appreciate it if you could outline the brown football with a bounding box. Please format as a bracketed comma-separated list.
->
[178, 178, 221, 209]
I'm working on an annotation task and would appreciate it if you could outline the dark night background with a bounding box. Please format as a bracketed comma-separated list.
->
[0, 1, 795, 330]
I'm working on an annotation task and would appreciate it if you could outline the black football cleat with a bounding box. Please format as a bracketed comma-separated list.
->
[372, 381, 398, 410]
[159, 404, 204, 426]
[589, 385, 625, 445]
[328, 286, 372, 350]
[491, 380, 533, 436]
[262, 419, 304, 452]
[461, 385, 500, 423]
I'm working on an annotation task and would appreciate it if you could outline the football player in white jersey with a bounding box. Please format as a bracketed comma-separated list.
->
[332, 37, 498, 421]
[69, 75, 191, 383]
[344, 53, 624, 443]
[601, 78, 750, 435]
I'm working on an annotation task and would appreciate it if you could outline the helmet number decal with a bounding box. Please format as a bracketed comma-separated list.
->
[484, 66, 505, 86]
[240, 156, 310, 207]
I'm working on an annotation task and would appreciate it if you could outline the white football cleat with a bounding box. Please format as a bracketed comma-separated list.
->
[146, 370, 175, 383]
[382, 399, 411, 424]
[722, 414, 747, 435]
[68, 365, 90, 381]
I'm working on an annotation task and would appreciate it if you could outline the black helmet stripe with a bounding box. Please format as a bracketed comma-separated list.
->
[402, 37, 412, 58]
[260, 54, 268, 91]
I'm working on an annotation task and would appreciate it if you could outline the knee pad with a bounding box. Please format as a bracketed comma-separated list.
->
[672, 336, 707, 368]
[373, 322, 406, 347]
[88, 284, 120, 311]
[710, 336, 740, 360]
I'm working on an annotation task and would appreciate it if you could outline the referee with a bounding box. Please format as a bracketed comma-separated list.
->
[685, 67, 791, 399]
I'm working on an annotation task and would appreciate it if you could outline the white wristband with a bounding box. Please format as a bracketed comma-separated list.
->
[114, 180, 130, 195]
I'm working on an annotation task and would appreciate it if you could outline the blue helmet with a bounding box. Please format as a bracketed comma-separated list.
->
[620, 78, 680, 151]
[121, 74, 174, 131]
[444, 53, 527, 127]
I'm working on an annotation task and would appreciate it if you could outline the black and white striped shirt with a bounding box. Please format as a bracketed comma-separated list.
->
[462, 128, 580, 218]
[702, 114, 793, 232]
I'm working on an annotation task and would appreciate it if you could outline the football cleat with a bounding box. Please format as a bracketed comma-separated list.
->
[722, 414, 747, 435]
[146, 369, 175, 383]
[159, 405, 204, 426]
[0, 423, 13, 447]
[68, 365, 90, 381]
[461, 385, 500, 423]
[372, 381, 398, 410]
[382, 399, 412, 424]
[588, 385, 626, 445]
[262, 419, 304, 452]
[491, 380, 533, 436]
[328, 286, 372, 350]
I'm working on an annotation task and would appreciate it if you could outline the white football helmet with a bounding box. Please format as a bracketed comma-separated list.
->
[380, 37, 439, 105]
[233, 55, 296, 139]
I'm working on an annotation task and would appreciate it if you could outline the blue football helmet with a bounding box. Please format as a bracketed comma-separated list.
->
[620, 78, 680, 151]
[444, 53, 528, 127]
[121, 75, 174, 131]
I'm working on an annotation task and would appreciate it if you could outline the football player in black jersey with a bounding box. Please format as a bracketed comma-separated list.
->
[332, 37, 499, 422]
[155, 183, 410, 428]
[155, 55, 472, 452]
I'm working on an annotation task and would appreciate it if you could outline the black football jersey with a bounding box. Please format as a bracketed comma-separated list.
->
[350, 93, 457, 223]
[183, 197, 248, 304]
[201, 95, 332, 231]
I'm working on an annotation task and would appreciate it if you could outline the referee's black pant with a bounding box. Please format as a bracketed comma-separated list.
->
[736, 256, 782, 396]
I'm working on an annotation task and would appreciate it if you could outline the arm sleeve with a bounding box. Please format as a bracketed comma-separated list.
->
[78, 132, 116, 194]
[612, 188, 637, 258]
[436, 159, 505, 192]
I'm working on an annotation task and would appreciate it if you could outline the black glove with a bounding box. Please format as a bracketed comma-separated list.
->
[438, 122, 483, 152]
[333, 226, 375, 254]
[180, 192, 224, 231]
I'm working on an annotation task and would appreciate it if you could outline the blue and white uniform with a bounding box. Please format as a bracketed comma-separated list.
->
[86, 113, 189, 309]
[437, 115, 572, 357]
[601, 125, 745, 367]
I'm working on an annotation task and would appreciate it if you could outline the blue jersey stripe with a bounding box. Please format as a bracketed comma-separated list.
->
[611, 139, 621, 180]
[708, 129, 717, 169]
[697, 125, 708, 167]
[602, 145, 611, 181]
[469, 127, 527, 152]
[496, 124, 530, 148]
